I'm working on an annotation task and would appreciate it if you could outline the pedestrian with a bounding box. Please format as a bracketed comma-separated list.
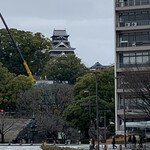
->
[132, 135, 137, 148]
[112, 136, 117, 149]
[139, 135, 143, 148]
[128, 134, 132, 148]
[92, 137, 95, 149]
[89, 138, 93, 150]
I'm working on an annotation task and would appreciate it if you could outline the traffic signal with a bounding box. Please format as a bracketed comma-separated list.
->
[1, 109, 3, 112]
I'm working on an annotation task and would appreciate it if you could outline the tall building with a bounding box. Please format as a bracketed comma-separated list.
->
[114, 0, 150, 134]
[48, 29, 75, 57]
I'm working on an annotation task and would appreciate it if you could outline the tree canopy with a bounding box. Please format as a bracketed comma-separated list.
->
[42, 54, 88, 84]
[74, 67, 115, 102]
[0, 28, 52, 76]
[63, 67, 115, 138]
[0, 62, 32, 111]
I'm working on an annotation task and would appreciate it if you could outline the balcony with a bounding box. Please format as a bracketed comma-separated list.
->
[116, 62, 150, 72]
[116, 0, 150, 8]
[116, 21, 150, 31]
[117, 105, 148, 118]
[117, 41, 150, 49]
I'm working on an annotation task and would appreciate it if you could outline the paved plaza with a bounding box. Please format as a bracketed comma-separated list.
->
[0, 145, 41, 150]
[0, 143, 150, 150]
[0, 144, 136, 150]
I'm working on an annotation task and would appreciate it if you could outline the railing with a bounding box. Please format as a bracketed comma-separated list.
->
[118, 20, 150, 27]
[116, 62, 150, 69]
[116, 0, 150, 7]
[118, 41, 150, 47]
[117, 104, 140, 110]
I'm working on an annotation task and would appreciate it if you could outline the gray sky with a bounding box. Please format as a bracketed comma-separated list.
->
[0, 0, 114, 67]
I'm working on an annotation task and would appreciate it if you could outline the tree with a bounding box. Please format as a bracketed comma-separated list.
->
[0, 28, 52, 76]
[63, 96, 114, 138]
[0, 62, 32, 111]
[63, 67, 115, 138]
[120, 68, 150, 118]
[74, 67, 114, 102]
[0, 112, 28, 143]
[42, 54, 88, 84]
[16, 83, 74, 140]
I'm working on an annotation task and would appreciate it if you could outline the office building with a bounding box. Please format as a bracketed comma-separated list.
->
[114, 0, 150, 134]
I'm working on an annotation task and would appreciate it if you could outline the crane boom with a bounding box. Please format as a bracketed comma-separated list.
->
[0, 13, 35, 83]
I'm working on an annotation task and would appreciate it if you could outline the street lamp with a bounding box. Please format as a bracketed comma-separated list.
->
[91, 71, 100, 150]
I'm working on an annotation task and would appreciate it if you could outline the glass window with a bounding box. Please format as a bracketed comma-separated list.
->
[141, 0, 149, 5]
[119, 51, 150, 67]
[136, 56, 143, 64]
[142, 33, 149, 41]
[136, 12, 143, 20]
[136, 52, 142, 56]
[130, 57, 136, 64]
[123, 53, 130, 56]
[122, 34, 128, 41]
[142, 11, 149, 20]
[143, 52, 149, 55]
[123, 57, 129, 64]
[143, 56, 149, 63]
[129, 0, 134, 6]
[136, 32, 142, 41]
[129, 12, 135, 21]
[130, 53, 135, 56]
[135, 0, 140, 5]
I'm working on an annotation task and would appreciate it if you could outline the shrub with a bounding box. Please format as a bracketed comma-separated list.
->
[41, 145, 82, 150]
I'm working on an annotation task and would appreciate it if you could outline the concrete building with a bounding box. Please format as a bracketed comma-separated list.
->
[114, 0, 150, 134]
[48, 29, 75, 57]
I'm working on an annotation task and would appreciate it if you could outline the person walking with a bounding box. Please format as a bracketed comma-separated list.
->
[132, 135, 137, 148]
[128, 134, 132, 148]
[139, 135, 143, 148]
[112, 136, 117, 149]
[92, 137, 95, 149]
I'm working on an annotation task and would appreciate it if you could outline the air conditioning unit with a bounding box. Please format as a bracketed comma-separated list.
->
[120, 41, 128, 47]
[125, 22, 130, 27]
[132, 22, 137, 26]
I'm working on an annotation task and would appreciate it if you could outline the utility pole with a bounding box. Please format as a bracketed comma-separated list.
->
[95, 72, 99, 150]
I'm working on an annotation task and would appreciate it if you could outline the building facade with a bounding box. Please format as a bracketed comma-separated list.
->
[48, 29, 75, 57]
[114, 0, 150, 134]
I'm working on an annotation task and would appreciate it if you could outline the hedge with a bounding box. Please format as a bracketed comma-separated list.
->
[41, 144, 83, 150]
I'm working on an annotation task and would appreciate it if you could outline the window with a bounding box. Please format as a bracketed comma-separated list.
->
[135, 0, 140, 5]
[119, 51, 150, 67]
[129, 0, 134, 6]
[141, 0, 149, 5]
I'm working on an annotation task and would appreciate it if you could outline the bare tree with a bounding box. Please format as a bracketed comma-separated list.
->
[16, 82, 74, 141]
[0, 112, 29, 143]
[119, 68, 150, 118]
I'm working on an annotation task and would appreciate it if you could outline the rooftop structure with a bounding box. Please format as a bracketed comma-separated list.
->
[48, 29, 75, 57]
[90, 62, 112, 70]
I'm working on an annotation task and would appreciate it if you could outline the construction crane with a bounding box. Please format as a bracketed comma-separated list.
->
[0, 13, 35, 83]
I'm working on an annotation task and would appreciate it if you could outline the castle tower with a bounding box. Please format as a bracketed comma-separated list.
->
[49, 29, 75, 57]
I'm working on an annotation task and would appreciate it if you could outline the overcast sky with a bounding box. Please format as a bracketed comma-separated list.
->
[0, 0, 114, 67]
